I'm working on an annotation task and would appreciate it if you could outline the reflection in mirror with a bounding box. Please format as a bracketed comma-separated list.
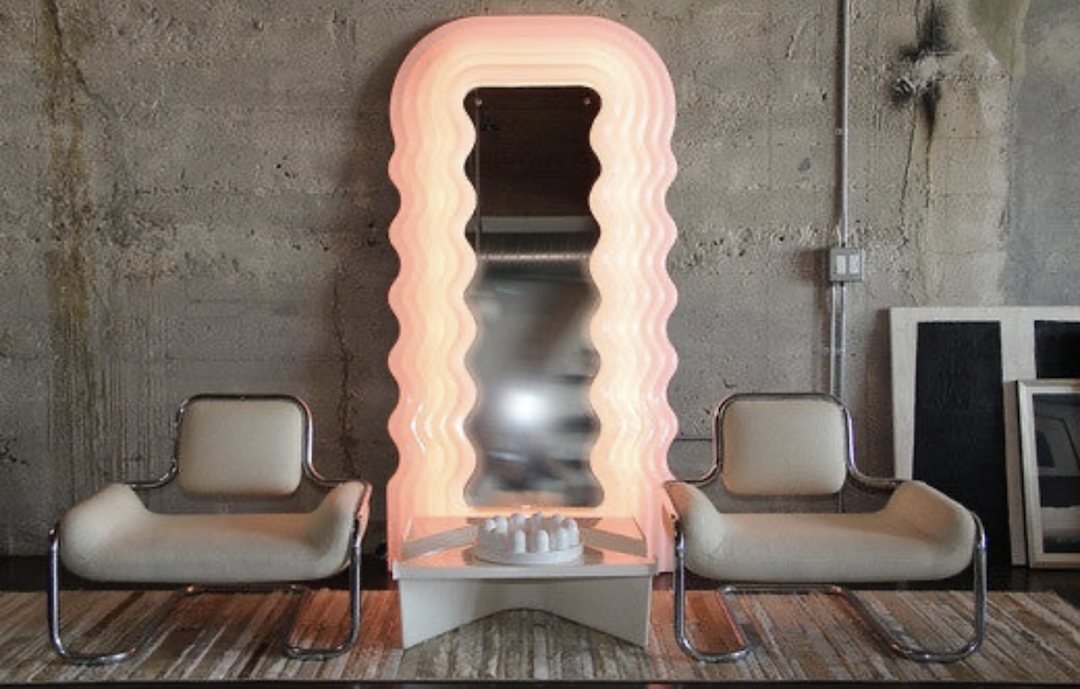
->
[463, 87, 604, 507]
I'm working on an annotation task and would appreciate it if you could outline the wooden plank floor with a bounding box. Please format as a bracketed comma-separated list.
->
[3, 555, 1078, 688]
[4, 589, 1079, 685]
[4, 554, 1078, 604]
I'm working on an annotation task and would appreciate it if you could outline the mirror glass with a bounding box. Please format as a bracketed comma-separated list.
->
[463, 86, 604, 507]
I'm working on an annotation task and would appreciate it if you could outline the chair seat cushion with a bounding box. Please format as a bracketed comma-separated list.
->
[666, 480, 976, 583]
[59, 482, 365, 584]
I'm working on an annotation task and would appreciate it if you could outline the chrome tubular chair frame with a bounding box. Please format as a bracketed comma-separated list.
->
[47, 394, 372, 665]
[670, 392, 988, 664]
[47, 527, 183, 666]
[47, 492, 370, 665]
[671, 514, 987, 664]
[282, 506, 366, 661]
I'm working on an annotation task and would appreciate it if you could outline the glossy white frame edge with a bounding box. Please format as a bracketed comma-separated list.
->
[889, 306, 1080, 565]
[1016, 379, 1080, 569]
[385, 16, 679, 568]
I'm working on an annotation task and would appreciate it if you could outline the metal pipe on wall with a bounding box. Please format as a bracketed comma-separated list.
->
[829, 0, 853, 401]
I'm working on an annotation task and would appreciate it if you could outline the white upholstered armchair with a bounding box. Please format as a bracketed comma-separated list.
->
[48, 394, 372, 665]
[665, 392, 986, 663]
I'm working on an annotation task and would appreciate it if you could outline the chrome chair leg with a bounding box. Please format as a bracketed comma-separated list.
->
[49, 517, 367, 665]
[672, 524, 753, 662]
[282, 520, 364, 660]
[836, 514, 987, 663]
[48, 524, 186, 666]
[671, 514, 987, 664]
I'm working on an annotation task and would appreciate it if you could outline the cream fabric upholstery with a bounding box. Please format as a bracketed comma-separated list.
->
[667, 393, 985, 664]
[59, 481, 364, 584]
[720, 396, 848, 496]
[666, 480, 975, 582]
[177, 397, 305, 497]
[49, 394, 372, 664]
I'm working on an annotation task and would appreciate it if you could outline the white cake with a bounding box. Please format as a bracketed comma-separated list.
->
[473, 512, 584, 565]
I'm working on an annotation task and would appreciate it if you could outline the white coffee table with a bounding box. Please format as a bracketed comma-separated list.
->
[393, 516, 656, 648]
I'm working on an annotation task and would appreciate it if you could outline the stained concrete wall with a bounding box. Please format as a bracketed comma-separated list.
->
[1005, 0, 1080, 303]
[0, 0, 1074, 555]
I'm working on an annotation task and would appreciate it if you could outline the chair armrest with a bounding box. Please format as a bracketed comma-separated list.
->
[664, 481, 725, 551]
[882, 481, 977, 550]
[306, 481, 373, 553]
[58, 484, 148, 574]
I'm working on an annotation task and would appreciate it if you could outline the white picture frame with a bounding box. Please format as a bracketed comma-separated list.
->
[1017, 379, 1080, 568]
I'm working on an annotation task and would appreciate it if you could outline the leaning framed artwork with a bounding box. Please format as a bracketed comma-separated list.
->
[890, 306, 1080, 565]
[1017, 379, 1080, 568]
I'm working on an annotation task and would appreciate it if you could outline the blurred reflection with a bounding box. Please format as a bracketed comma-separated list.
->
[465, 230, 602, 506]
[462, 86, 603, 507]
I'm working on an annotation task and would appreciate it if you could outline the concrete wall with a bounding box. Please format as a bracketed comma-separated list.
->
[1005, 0, 1080, 303]
[0, 0, 1075, 555]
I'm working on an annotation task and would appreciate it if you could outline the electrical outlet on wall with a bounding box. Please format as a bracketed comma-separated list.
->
[828, 247, 865, 282]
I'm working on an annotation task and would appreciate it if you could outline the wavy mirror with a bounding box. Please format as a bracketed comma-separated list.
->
[386, 15, 678, 567]
[463, 86, 603, 507]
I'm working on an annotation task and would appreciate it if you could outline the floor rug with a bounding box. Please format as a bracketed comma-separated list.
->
[0, 589, 1077, 683]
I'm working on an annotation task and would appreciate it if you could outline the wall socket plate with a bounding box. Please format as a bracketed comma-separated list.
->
[828, 247, 865, 282]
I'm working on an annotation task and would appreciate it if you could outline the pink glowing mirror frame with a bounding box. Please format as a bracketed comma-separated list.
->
[386, 15, 679, 567]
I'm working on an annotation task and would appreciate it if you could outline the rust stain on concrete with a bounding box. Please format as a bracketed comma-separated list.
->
[37, 0, 103, 496]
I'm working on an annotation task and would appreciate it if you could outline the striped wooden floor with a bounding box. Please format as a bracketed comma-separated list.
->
[1, 589, 1077, 683]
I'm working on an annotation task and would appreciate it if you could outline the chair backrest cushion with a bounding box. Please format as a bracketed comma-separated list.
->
[717, 394, 848, 496]
[176, 395, 307, 497]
